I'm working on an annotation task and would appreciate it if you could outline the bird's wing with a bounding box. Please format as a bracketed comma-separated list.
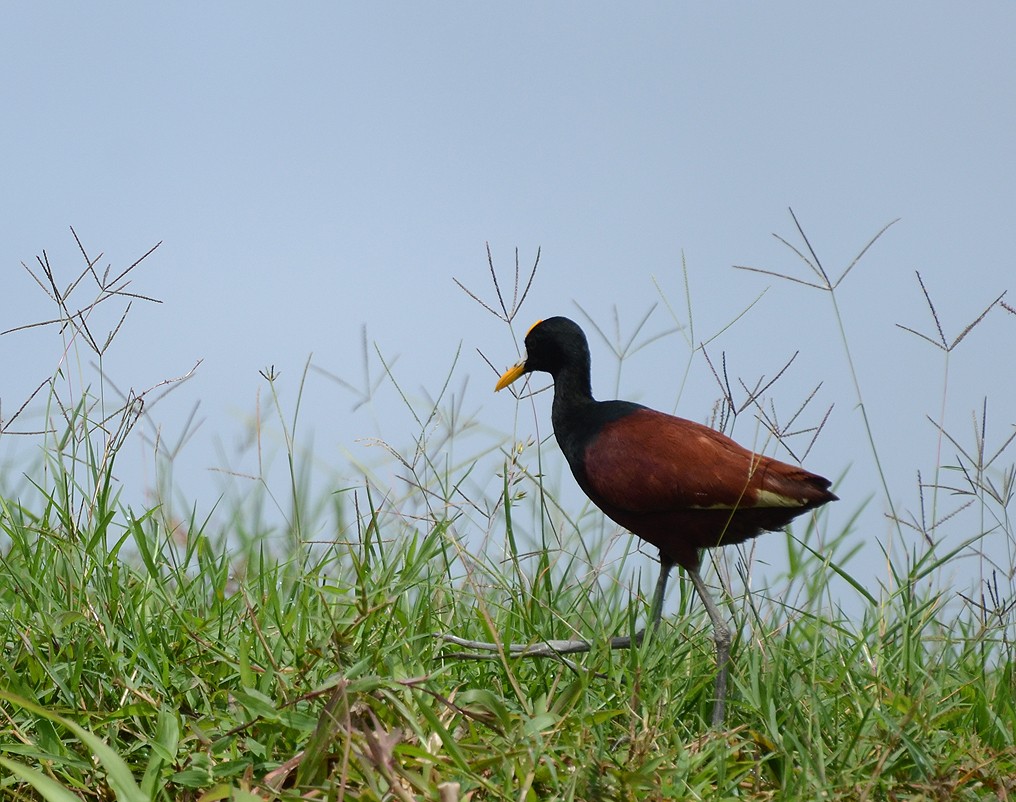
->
[581, 407, 819, 514]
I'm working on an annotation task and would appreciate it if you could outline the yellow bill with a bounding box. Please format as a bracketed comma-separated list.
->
[495, 321, 542, 391]
[495, 360, 527, 392]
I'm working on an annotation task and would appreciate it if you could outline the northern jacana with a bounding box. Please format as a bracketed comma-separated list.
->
[496, 316, 837, 725]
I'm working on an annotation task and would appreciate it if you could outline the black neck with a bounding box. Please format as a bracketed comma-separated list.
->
[550, 362, 595, 434]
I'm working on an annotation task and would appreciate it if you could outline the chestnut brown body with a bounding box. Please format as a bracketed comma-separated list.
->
[575, 406, 836, 572]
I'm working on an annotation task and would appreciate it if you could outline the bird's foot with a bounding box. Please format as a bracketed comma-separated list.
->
[439, 628, 649, 667]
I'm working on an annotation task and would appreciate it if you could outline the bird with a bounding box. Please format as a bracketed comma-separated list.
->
[495, 316, 838, 725]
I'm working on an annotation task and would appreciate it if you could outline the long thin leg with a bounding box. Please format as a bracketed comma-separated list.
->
[648, 559, 674, 631]
[609, 559, 673, 648]
[687, 567, 732, 727]
[442, 559, 680, 665]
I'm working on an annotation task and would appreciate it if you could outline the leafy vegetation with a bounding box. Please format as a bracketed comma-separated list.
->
[0, 223, 1013, 800]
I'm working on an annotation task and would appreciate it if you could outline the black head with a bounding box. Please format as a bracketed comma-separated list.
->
[521, 317, 590, 378]
[495, 316, 592, 390]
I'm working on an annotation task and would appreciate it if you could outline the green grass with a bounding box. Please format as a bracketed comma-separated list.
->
[0, 226, 1014, 800]
[1, 457, 1013, 800]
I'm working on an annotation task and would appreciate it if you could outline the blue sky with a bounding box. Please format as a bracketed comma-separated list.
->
[2, 5, 1013, 612]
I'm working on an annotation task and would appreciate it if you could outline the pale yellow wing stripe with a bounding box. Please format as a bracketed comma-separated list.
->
[689, 489, 809, 510]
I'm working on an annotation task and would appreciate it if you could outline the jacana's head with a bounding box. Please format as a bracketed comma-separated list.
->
[495, 316, 590, 391]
